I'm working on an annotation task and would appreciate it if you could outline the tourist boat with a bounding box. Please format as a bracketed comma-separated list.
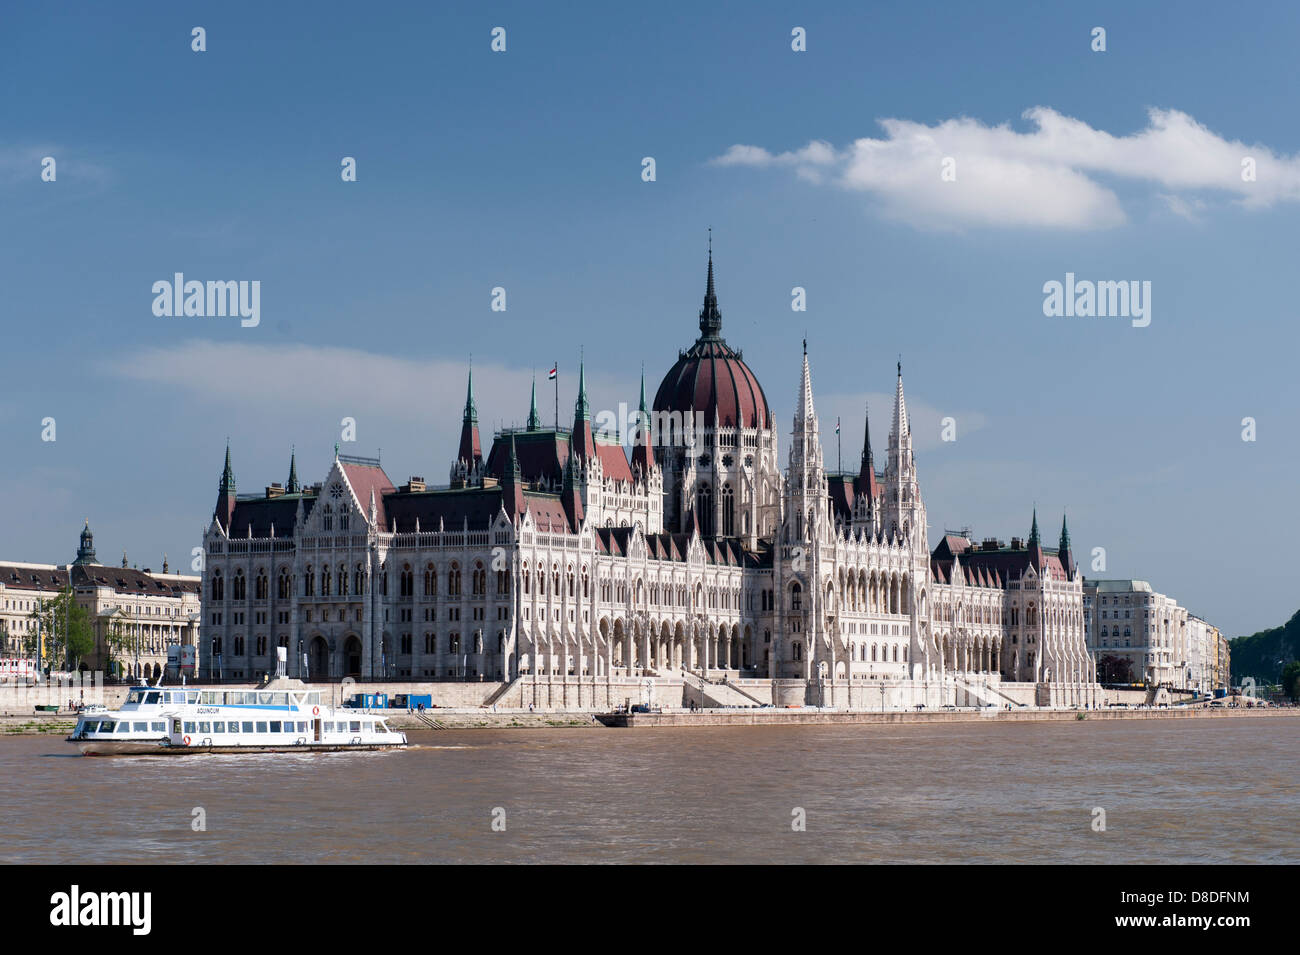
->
[65, 685, 408, 756]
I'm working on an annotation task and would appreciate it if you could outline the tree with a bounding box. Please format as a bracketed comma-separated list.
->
[103, 608, 133, 681]
[24, 587, 94, 672]
[1281, 661, 1300, 703]
[1096, 654, 1134, 684]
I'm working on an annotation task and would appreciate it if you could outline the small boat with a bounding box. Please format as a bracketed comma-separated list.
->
[66, 685, 407, 756]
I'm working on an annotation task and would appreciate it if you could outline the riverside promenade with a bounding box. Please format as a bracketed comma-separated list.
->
[4, 702, 1292, 736]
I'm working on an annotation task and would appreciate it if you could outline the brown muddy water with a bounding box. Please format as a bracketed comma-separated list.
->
[2, 716, 1295, 864]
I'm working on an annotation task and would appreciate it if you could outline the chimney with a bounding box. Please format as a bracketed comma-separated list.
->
[265, 482, 285, 498]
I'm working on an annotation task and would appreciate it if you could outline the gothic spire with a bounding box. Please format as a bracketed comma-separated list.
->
[1058, 513, 1070, 553]
[892, 360, 909, 440]
[698, 232, 722, 339]
[795, 345, 816, 424]
[457, 365, 482, 466]
[570, 357, 596, 462]
[220, 440, 235, 492]
[858, 402, 878, 498]
[286, 446, 300, 493]
[1029, 507, 1040, 546]
[527, 375, 541, 431]
[575, 359, 590, 421]
[462, 364, 478, 424]
[632, 365, 652, 474]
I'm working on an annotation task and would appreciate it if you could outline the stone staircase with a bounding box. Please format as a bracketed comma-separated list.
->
[681, 671, 760, 708]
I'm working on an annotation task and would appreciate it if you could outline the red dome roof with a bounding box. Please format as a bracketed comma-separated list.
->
[654, 339, 770, 429]
[652, 249, 771, 430]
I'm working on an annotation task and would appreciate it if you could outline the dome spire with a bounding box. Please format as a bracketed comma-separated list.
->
[698, 229, 722, 339]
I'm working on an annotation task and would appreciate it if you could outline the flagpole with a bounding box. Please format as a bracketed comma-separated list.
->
[554, 361, 558, 431]
[837, 416, 842, 474]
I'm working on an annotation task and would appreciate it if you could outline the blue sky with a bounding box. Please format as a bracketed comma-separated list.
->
[2, 1, 1297, 636]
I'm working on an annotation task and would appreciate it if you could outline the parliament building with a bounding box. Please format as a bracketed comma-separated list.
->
[200, 249, 1100, 709]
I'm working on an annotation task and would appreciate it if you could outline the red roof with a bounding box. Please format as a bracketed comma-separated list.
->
[341, 462, 396, 528]
[653, 338, 770, 429]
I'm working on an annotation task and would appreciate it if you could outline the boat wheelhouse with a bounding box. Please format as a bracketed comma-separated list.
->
[67, 684, 407, 755]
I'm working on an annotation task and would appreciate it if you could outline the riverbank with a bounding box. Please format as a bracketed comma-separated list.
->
[3, 704, 1292, 736]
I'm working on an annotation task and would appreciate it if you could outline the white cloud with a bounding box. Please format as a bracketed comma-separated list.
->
[100, 340, 631, 436]
[709, 107, 1300, 230]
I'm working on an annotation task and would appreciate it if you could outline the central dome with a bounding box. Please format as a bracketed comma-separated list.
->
[652, 250, 771, 430]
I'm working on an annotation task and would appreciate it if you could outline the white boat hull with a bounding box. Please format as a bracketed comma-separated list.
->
[72, 738, 407, 756]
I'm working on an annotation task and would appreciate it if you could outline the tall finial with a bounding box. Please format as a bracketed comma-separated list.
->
[699, 232, 722, 338]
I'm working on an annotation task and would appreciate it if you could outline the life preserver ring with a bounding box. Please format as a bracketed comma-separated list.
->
[182, 735, 191, 746]
[312, 706, 320, 716]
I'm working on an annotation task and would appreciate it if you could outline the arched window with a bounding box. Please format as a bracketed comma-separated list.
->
[424, 564, 437, 596]
[211, 570, 224, 601]
[304, 566, 314, 597]
[790, 582, 802, 612]
[254, 569, 267, 601]
[233, 569, 246, 601]
[721, 483, 735, 537]
[696, 483, 713, 537]
[339, 563, 349, 596]
[277, 568, 291, 600]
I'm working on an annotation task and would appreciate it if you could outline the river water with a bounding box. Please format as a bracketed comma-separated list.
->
[2, 717, 1295, 864]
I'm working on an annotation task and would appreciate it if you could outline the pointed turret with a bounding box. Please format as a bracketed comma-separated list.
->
[884, 360, 923, 544]
[503, 434, 525, 520]
[1059, 512, 1075, 578]
[286, 446, 300, 493]
[1027, 507, 1044, 569]
[570, 359, 595, 462]
[457, 366, 482, 468]
[892, 360, 909, 441]
[632, 367, 653, 475]
[561, 449, 585, 530]
[857, 403, 879, 499]
[526, 376, 541, 431]
[214, 441, 237, 531]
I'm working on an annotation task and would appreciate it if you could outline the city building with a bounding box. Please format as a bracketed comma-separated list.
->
[0, 524, 201, 680]
[1082, 578, 1223, 690]
[201, 249, 1100, 708]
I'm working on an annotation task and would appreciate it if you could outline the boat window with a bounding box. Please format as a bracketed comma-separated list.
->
[151, 722, 166, 732]
[255, 721, 268, 733]
[257, 693, 273, 705]
[183, 722, 196, 734]
[116, 723, 131, 733]
[126, 690, 142, 704]
[349, 721, 361, 733]
[145, 692, 160, 705]
[84, 721, 101, 733]
[187, 693, 200, 704]
[99, 721, 113, 732]
[200, 692, 219, 705]
[298, 722, 308, 732]
[211, 722, 223, 733]
[270, 721, 282, 732]
[307, 692, 320, 705]
[132, 722, 148, 732]
[198, 722, 211, 734]
[241, 722, 254, 733]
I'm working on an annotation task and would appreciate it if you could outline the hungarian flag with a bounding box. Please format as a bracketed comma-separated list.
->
[548, 365, 557, 380]
[835, 417, 840, 435]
